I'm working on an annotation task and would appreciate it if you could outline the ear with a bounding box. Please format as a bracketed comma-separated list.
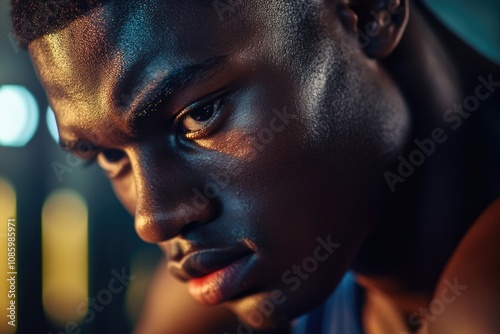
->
[338, 0, 410, 59]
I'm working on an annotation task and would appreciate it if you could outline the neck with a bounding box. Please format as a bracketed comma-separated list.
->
[352, 1, 500, 330]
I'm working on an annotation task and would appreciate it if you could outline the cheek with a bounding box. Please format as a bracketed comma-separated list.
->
[111, 175, 137, 215]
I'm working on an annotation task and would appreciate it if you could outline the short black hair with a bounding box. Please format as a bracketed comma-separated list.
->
[11, 0, 109, 47]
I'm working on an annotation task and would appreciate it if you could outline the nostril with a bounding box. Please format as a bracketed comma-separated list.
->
[178, 220, 204, 237]
[134, 196, 220, 243]
[167, 241, 184, 262]
[134, 211, 207, 243]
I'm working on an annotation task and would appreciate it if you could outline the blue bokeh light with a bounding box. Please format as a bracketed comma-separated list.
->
[0, 85, 39, 147]
[46, 106, 60, 143]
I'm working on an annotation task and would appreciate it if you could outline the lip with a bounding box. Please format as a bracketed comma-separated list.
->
[188, 254, 254, 305]
[169, 249, 255, 305]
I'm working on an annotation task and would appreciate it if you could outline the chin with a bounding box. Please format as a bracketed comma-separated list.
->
[226, 295, 289, 331]
[225, 289, 317, 331]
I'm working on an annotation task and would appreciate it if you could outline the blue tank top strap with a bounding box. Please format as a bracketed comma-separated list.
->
[304, 301, 325, 334]
[292, 272, 365, 334]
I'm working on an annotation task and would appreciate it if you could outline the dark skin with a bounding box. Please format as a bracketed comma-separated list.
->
[27, 0, 500, 333]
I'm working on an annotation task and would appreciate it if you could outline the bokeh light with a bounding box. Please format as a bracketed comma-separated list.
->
[0, 85, 39, 147]
[42, 190, 88, 325]
[46, 106, 59, 143]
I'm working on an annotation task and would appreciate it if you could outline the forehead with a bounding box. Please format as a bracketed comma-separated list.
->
[28, 0, 333, 146]
[28, 0, 277, 139]
[27, 0, 302, 96]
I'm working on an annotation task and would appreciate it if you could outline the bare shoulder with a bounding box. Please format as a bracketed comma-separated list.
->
[427, 199, 500, 334]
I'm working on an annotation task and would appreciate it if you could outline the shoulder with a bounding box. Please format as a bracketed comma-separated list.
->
[427, 199, 500, 334]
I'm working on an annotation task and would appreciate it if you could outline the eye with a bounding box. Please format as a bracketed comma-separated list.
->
[96, 149, 128, 177]
[100, 149, 125, 163]
[176, 97, 224, 139]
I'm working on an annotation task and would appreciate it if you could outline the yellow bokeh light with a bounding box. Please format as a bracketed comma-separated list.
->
[42, 190, 88, 325]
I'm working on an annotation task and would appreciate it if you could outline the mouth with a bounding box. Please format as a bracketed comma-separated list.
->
[169, 249, 255, 305]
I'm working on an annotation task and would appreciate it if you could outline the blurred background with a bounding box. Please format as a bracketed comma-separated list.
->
[0, 0, 498, 333]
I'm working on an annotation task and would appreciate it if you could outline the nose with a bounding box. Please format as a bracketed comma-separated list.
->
[129, 146, 218, 243]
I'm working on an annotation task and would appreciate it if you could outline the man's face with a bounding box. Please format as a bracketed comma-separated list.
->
[29, 0, 410, 328]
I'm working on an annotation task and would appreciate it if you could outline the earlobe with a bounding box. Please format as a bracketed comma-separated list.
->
[349, 0, 409, 59]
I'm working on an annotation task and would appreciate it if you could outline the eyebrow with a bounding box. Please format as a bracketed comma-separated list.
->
[126, 55, 230, 130]
[59, 55, 229, 154]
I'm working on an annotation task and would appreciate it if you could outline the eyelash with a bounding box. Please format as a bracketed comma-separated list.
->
[173, 96, 225, 139]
